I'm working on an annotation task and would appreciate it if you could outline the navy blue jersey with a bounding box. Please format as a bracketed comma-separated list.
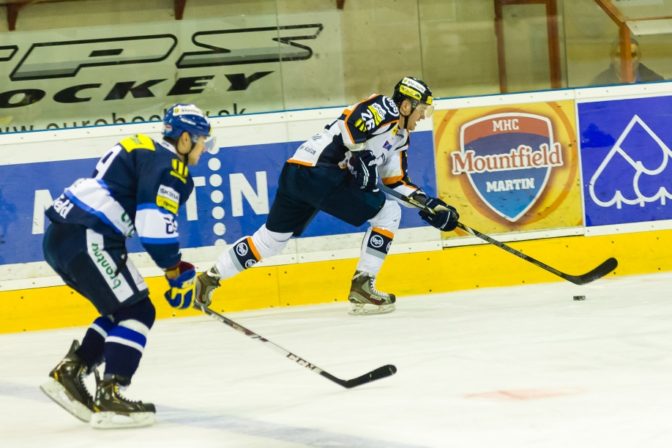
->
[46, 134, 193, 269]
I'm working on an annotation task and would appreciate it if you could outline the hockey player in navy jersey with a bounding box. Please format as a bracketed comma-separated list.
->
[40, 104, 214, 428]
[195, 77, 459, 315]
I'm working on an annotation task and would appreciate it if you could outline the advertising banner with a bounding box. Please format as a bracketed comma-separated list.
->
[0, 128, 435, 266]
[433, 100, 583, 236]
[578, 95, 672, 227]
[0, 12, 343, 133]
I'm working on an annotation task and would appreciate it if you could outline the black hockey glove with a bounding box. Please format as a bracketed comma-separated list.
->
[415, 194, 460, 231]
[348, 150, 379, 192]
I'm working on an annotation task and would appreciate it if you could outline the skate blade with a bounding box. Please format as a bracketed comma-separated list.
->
[90, 411, 155, 429]
[349, 303, 395, 316]
[40, 378, 92, 423]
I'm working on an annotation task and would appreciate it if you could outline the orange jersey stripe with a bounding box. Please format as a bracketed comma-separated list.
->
[287, 158, 315, 167]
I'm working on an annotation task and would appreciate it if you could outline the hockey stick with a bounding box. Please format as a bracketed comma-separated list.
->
[382, 186, 617, 285]
[198, 305, 397, 388]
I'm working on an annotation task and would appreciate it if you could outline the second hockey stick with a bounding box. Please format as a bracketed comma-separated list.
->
[198, 304, 397, 388]
[383, 186, 617, 285]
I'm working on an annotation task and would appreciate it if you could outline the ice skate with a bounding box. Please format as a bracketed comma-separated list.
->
[348, 271, 396, 315]
[90, 375, 156, 429]
[40, 340, 95, 422]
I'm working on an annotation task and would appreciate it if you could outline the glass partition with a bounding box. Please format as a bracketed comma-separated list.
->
[0, 0, 670, 134]
[563, 0, 671, 87]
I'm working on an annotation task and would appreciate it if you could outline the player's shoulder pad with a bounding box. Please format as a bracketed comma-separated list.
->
[373, 94, 400, 119]
[119, 134, 156, 152]
[350, 94, 400, 134]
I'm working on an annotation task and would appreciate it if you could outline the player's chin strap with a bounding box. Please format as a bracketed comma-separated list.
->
[399, 112, 410, 130]
[399, 103, 416, 130]
[176, 134, 198, 162]
[400, 99, 424, 130]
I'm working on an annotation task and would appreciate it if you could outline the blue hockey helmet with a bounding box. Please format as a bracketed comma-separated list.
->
[163, 103, 216, 153]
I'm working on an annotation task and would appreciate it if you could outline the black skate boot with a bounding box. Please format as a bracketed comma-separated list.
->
[348, 270, 396, 315]
[90, 375, 156, 429]
[40, 340, 95, 422]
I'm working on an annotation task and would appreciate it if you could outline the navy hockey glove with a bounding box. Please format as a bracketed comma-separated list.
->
[164, 261, 196, 309]
[414, 194, 460, 231]
[348, 150, 379, 192]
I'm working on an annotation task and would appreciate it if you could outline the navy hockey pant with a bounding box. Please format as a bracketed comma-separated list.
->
[266, 163, 386, 235]
[43, 222, 149, 315]
[43, 222, 155, 381]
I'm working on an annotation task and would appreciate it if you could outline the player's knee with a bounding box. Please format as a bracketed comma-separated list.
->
[370, 199, 401, 231]
[252, 224, 292, 258]
[113, 297, 156, 330]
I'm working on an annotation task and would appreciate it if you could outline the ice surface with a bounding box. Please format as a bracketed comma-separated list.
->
[2, 272, 671, 447]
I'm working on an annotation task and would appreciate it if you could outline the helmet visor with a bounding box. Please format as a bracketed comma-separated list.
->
[417, 104, 434, 119]
[204, 135, 217, 154]
[194, 134, 217, 154]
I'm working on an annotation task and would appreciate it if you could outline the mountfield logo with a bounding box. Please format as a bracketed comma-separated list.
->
[453, 112, 564, 222]
[0, 24, 323, 109]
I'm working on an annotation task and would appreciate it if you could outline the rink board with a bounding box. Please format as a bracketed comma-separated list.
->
[2, 227, 671, 333]
[3, 83, 672, 332]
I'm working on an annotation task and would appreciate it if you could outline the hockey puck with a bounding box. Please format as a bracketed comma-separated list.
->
[573, 295, 586, 301]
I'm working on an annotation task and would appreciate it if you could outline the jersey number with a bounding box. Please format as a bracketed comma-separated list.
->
[92, 145, 123, 179]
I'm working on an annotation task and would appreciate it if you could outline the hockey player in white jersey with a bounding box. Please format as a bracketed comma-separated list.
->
[195, 77, 459, 315]
[40, 104, 214, 428]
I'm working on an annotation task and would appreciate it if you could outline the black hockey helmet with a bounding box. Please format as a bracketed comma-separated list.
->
[392, 77, 433, 108]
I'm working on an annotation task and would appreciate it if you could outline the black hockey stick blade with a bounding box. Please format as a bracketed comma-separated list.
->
[562, 256, 618, 285]
[200, 304, 397, 389]
[457, 222, 618, 285]
[322, 364, 398, 389]
[379, 186, 618, 286]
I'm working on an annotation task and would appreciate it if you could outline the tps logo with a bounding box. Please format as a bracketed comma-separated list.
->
[0, 24, 323, 109]
[452, 112, 564, 222]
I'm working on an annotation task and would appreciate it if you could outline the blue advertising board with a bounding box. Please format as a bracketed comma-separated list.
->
[0, 131, 435, 265]
[578, 95, 672, 226]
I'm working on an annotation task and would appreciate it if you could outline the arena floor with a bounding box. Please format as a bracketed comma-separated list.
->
[2, 272, 671, 448]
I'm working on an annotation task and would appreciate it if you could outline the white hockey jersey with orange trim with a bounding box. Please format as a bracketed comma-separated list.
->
[288, 94, 421, 197]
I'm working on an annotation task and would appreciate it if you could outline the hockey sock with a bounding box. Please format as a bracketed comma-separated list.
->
[104, 298, 155, 381]
[76, 315, 115, 371]
[228, 236, 262, 273]
[356, 227, 395, 275]
[215, 225, 292, 279]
